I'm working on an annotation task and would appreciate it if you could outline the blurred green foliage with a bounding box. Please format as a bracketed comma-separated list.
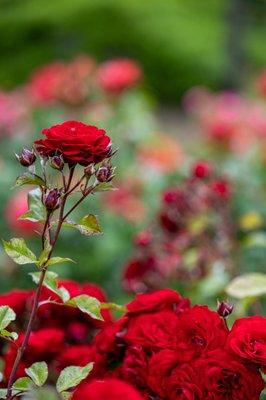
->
[0, 0, 266, 101]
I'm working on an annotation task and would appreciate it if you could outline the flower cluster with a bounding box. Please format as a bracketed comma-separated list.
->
[0, 280, 111, 382]
[73, 289, 265, 399]
[122, 161, 234, 292]
[183, 87, 266, 153]
[28, 55, 142, 107]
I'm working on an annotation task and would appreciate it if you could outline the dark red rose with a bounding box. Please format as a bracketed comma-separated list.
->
[35, 120, 111, 166]
[93, 317, 128, 355]
[125, 310, 180, 350]
[192, 161, 212, 179]
[97, 59, 142, 94]
[147, 350, 180, 397]
[0, 289, 31, 315]
[177, 306, 228, 360]
[167, 363, 202, 400]
[122, 345, 149, 388]
[73, 378, 144, 400]
[196, 350, 264, 400]
[122, 256, 158, 293]
[227, 316, 266, 367]
[126, 289, 184, 315]
[211, 179, 230, 199]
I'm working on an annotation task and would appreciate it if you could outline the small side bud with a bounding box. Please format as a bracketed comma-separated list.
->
[96, 162, 114, 183]
[16, 148, 36, 167]
[84, 164, 95, 177]
[50, 155, 64, 171]
[217, 300, 233, 318]
[43, 189, 61, 212]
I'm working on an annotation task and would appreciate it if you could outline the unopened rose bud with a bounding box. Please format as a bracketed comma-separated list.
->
[50, 155, 64, 171]
[217, 300, 233, 318]
[43, 189, 61, 212]
[16, 148, 36, 167]
[84, 164, 95, 177]
[96, 163, 114, 183]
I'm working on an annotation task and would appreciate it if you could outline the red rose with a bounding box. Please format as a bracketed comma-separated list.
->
[196, 350, 264, 399]
[122, 345, 149, 388]
[192, 161, 212, 179]
[211, 179, 230, 199]
[93, 317, 128, 355]
[97, 59, 142, 94]
[167, 363, 202, 400]
[126, 289, 184, 314]
[147, 350, 180, 397]
[72, 378, 144, 400]
[125, 310, 180, 350]
[177, 306, 228, 359]
[35, 120, 111, 166]
[227, 316, 266, 366]
[0, 289, 31, 315]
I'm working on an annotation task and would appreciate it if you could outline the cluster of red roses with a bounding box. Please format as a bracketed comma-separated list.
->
[0, 279, 111, 382]
[1, 286, 265, 399]
[28, 55, 142, 107]
[123, 161, 234, 293]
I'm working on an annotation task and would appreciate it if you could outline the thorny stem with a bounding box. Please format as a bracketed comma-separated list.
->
[6, 167, 75, 400]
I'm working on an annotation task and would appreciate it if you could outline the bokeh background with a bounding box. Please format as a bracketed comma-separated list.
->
[0, 0, 265, 314]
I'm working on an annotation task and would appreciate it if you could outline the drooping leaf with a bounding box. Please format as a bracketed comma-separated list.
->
[0, 329, 18, 341]
[30, 272, 70, 303]
[226, 273, 266, 299]
[63, 214, 102, 236]
[13, 377, 32, 391]
[3, 238, 37, 265]
[0, 306, 16, 330]
[14, 173, 45, 188]
[56, 363, 93, 393]
[68, 295, 103, 321]
[19, 188, 46, 223]
[25, 362, 48, 387]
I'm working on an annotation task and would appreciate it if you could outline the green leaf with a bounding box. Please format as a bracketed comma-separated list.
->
[101, 302, 127, 313]
[93, 182, 116, 192]
[0, 329, 18, 341]
[68, 295, 103, 321]
[25, 362, 48, 387]
[30, 272, 70, 303]
[56, 363, 93, 393]
[226, 273, 266, 299]
[61, 392, 72, 400]
[14, 173, 45, 188]
[0, 389, 7, 399]
[0, 306, 16, 330]
[63, 214, 102, 236]
[37, 241, 52, 267]
[3, 238, 37, 265]
[19, 188, 46, 223]
[13, 377, 32, 391]
[46, 257, 75, 267]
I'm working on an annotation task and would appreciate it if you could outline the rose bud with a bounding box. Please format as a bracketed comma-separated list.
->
[192, 161, 212, 179]
[16, 148, 36, 167]
[84, 164, 95, 177]
[96, 163, 114, 183]
[217, 300, 233, 318]
[50, 155, 64, 171]
[43, 188, 61, 211]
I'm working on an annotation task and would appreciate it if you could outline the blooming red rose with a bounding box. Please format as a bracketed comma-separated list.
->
[147, 349, 180, 397]
[35, 120, 111, 166]
[177, 306, 228, 360]
[125, 310, 181, 350]
[122, 345, 149, 388]
[196, 350, 264, 399]
[211, 179, 230, 199]
[192, 161, 212, 179]
[93, 317, 128, 355]
[72, 378, 144, 400]
[97, 59, 142, 94]
[227, 316, 266, 366]
[167, 363, 202, 400]
[127, 289, 184, 315]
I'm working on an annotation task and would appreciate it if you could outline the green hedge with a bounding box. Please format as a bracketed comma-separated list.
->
[0, 0, 266, 101]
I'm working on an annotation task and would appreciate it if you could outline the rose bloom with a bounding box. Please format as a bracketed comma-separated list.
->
[97, 58, 142, 94]
[5, 190, 40, 236]
[72, 379, 144, 400]
[34, 120, 111, 166]
[196, 350, 264, 400]
[167, 362, 202, 400]
[227, 316, 266, 367]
